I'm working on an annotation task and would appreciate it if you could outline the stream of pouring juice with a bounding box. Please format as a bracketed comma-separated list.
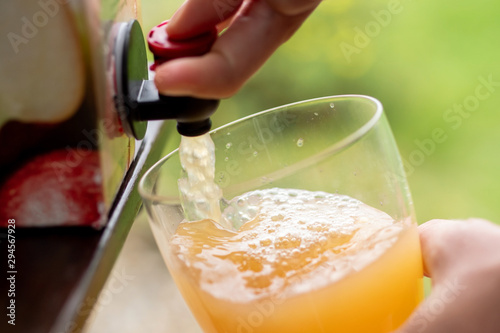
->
[167, 183, 423, 332]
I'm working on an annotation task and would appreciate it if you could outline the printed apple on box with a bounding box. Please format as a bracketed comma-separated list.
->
[0, 1, 106, 228]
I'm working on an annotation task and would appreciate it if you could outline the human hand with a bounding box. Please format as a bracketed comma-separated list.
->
[154, 0, 322, 99]
[397, 218, 500, 333]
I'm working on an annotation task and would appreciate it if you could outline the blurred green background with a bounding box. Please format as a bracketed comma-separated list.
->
[142, 0, 500, 225]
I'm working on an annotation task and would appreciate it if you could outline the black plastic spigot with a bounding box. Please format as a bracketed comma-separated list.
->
[114, 20, 218, 139]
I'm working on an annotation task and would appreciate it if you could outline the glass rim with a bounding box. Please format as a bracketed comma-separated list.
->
[138, 94, 383, 203]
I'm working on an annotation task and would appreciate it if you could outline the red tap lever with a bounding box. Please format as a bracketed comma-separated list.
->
[114, 20, 219, 139]
[148, 20, 217, 69]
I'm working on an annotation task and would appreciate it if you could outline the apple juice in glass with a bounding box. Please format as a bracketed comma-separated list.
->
[139, 95, 423, 333]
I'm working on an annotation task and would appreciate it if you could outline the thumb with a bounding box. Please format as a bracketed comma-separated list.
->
[396, 218, 500, 333]
[418, 219, 500, 280]
[396, 276, 468, 333]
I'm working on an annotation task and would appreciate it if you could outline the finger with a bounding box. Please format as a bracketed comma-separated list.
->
[418, 219, 460, 278]
[166, 0, 243, 39]
[396, 263, 500, 333]
[418, 218, 500, 280]
[155, 0, 320, 98]
[396, 285, 471, 333]
[397, 284, 467, 333]
[398, 219, 500, 333]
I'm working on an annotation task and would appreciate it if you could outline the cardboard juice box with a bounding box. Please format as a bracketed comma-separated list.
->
[0, 0, 141, 228]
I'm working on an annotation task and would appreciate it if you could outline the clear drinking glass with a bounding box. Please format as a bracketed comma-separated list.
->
[139, 95, 423, 333]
